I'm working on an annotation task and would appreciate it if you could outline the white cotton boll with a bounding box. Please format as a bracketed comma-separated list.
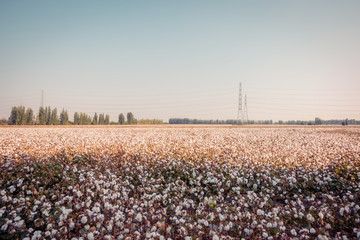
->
[310, 228, 316, 234]
[135, 213, 142, 222]
[340, 208, 345, 216]
[300, 229, 309, 234]
[81, 216, 87, 224]
[107, 223, 113, 232]
[257, 209, 264, 216]
[1, 223, 8, 231]
[31, 231, 42, 240]
[14, 220, 25, 228]
[291, 229, 297, 236]
[69, 221, 75, 230]
[307, 214, 315, 222]
[9, 185, 16, 193]
[76, 191, 82, 198]
[115, 221, 122, 227]
[87, 232, 94, 240]
[212, 234, 219, 240]
[204, 220, 209, 227]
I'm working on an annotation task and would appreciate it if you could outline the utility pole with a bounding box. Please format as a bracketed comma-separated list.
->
[237, 82, 243, 124]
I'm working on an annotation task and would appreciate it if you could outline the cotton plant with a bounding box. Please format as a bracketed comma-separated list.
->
[0, 126, 359, 239]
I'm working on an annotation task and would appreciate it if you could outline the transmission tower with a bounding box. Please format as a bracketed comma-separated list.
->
[244, 94, 248, 124]
[41, 90, 44, 108]
[237, 82, 243, 124]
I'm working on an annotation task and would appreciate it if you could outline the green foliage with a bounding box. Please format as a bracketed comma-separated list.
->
[127, 112, 135, 125]
[118, 113, 125, 125]
[74, 112, 80, 125]
[9, 106, 33, 125]
[25, 108, 34, 125]
[9, 106, 17, 125]
[74, 112, 91, 125]
[38, 107, 46, 125]
[45, 106, 51, 125]
[8, 106, 118, 125]
[98, 113, 105, 125]
[50, 108, 58, 125]
[137, 119, 163, 124]
[315, 117, 323, 125]
[92, 112, 98, 125]
[60, 109, 68, 125]
[105, 114, 110, 125]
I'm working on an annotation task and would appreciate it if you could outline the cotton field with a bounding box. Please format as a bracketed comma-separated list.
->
[0, 126, 360, 240]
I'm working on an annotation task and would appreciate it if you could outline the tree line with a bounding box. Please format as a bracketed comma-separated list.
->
[276, 118, 359, 125]
[169, 118, 243, 125]
[7, 106, 140, 125]
[5, 106, 359, 126]
[169, 117, 359, 125]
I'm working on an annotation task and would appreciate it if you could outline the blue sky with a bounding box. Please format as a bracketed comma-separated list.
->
[1, 1, 359, 121]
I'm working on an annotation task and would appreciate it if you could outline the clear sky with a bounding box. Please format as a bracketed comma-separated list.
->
[1, 1, 359, 122]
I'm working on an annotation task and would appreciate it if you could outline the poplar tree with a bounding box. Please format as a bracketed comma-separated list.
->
[60, 109, 68, 125]
[9, 107, 17, 125]
[25, 108, 34, 125]
[105, 114, 110, 125]
[45, 106, 51, 125]
[51, 108, 58, 125]
[127, 112, 134, 125]
[74, 112, 80, 125]
[118, 113, 125, 125]
[98, 114, 105, 125]
[92, 113, 98, 125]
[39, 107, 46, 125]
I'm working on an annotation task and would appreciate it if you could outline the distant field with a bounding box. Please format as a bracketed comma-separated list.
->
[1, 126, 359, 239]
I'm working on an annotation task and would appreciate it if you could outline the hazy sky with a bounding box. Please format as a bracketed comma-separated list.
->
[1, 1, 359, 122]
